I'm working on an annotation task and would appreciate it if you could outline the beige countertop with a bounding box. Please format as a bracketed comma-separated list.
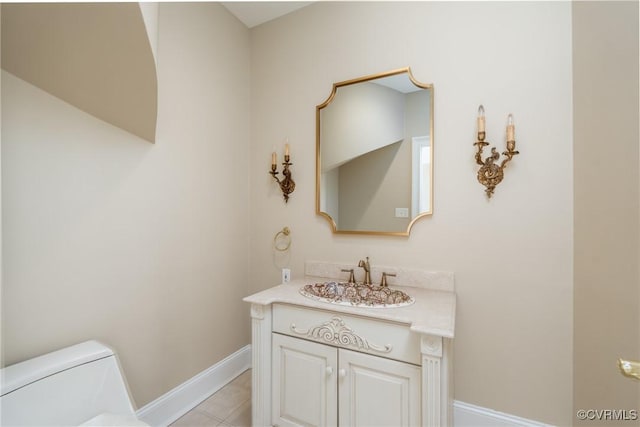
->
[244, 278, 456, 339]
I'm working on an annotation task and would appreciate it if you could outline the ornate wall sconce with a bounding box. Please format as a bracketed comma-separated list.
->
[474, 105, 519, 198]
[270, 142, 295, 203]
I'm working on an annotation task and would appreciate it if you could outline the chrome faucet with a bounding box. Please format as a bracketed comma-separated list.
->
[358, 257, 372, 285]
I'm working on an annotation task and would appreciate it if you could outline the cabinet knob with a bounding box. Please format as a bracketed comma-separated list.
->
[326, 366, 333, 376]
[339, 369, 347, 378]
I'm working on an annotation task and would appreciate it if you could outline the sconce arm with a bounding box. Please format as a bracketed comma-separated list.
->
[269, 158, 295, 203]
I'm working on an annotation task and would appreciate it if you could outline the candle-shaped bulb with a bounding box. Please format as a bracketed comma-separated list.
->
[271, 151, 277, 167]
[506, 114, 515, 141]
[285, 143, 290, 157]
[477, 104, 486, 133]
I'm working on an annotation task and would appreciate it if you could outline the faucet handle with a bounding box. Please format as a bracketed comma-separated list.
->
[341, 269, 356, 284]
[380, 272, 396, 287]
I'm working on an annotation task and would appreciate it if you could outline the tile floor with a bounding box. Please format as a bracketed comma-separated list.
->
[170, 370, 251, 427]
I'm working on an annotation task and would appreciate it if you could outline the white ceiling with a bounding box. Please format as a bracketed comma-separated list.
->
[221, 2, 313, 28]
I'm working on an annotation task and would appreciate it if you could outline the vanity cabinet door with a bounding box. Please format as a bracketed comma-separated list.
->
[272, 333, 338, 427]
[338, 348, 421, 427]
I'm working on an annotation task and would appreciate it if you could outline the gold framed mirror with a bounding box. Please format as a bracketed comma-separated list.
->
[316, 67, 433, 236]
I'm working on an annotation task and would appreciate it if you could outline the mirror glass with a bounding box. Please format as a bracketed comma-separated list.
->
[316, 68, 433, 235]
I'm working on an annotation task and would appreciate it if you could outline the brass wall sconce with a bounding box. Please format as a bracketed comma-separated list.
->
[270, 142, 295, 203]
[474, 105, 519, 198]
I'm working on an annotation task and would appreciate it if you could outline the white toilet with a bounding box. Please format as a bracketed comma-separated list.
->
[0, 340, 149, 426]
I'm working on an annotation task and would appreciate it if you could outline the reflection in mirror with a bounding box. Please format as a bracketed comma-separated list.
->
[316, 68, 433, 235]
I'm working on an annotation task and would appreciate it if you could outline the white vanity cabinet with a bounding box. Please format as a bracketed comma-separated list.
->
[271, 306, 422, 427]
[272, 333, 338, 426]
[245, 276, 456, 427]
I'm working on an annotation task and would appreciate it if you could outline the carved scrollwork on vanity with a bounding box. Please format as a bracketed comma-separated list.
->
[290, 316, 393, 354]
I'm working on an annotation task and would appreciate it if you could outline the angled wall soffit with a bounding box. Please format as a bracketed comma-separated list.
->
[1, 3, 158, 143]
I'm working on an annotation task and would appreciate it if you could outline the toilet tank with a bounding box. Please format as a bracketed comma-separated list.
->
[1, 340, 138, 426]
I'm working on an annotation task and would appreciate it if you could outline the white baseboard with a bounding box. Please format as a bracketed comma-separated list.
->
[453, 401, 553, 427]
[135, 346, 550, 427]
[136, 345, 252, 427]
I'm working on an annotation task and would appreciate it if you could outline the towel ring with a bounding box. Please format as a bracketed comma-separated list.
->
[274, 227, 291, 252]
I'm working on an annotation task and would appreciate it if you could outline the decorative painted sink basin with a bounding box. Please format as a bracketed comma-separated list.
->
[300, 281, 415, 308]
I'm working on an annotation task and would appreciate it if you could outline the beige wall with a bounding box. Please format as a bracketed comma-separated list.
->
[1, 3, 250, 406]
[338, 140, 410, 231]
[320, 82, 405, 171]
[573, 1, 640, 423]
[249, 2, 573, 424]
[1, 3, 158, 142]
[3, 2, 637, 424]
